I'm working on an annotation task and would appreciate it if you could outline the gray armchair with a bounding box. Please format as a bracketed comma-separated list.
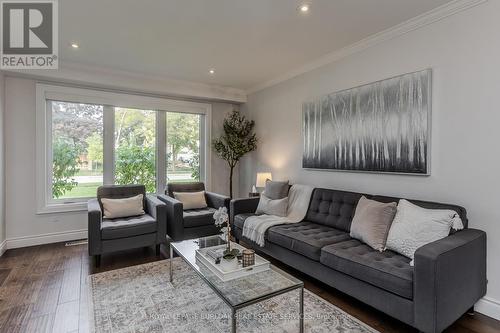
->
[157, 182, 230, 241]
[88, 185, 166, 267]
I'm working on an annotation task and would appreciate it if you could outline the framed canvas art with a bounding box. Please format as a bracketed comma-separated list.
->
[302, 69, 431, 175]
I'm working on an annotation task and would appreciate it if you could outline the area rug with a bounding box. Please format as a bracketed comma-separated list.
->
[89, 259, 379, 333]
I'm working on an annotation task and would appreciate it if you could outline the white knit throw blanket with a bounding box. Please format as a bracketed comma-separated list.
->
[242, 184, 314, 246]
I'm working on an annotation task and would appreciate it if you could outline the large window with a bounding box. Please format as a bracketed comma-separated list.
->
[36, 84, 211, 213]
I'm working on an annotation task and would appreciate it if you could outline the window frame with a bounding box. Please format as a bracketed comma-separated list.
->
[36, 83, 212, 214]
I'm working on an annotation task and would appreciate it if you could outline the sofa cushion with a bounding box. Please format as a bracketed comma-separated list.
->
[233, 213, 257, 230]
[101, 214, 157, 240]
[320, 239, 413, 299]
[267, 221, 351, 261]
[305, 188, 363, 232]
[183, 207, 217, 228]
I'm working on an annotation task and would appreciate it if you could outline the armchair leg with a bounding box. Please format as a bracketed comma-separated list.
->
[467, 306, 475, 316]
[95, 255, 101, 268]
[156, 244, 160, 256]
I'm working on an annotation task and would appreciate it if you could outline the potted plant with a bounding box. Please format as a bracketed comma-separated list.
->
[214, 207, 240, 270]
[213, 110, 258, 198]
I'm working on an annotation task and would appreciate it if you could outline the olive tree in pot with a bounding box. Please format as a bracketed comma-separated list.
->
[213, 110, 257, 198]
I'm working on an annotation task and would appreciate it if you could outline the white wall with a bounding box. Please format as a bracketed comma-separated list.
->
[4, 77, 237, 248]
[211, 103, 239, 198]
[240, 1, 500, 318]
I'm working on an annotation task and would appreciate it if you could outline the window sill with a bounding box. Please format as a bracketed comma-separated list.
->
[36, 201, 88, 214]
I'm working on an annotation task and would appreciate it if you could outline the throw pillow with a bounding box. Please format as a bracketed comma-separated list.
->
[264, 179, 289, 200]
[101, 194, 145, 219]
[256, 194, 288, 217]
[385, 199, 464, 265]
[350, 196, 397, 252]
[173, 191, 208, 210]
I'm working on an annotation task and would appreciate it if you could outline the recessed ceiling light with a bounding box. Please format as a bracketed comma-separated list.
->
[71, 42, 79, 49]
[209, 69, 215, 75]
[298, 4, 310, 13]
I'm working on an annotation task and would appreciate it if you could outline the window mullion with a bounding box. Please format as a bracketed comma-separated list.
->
[202, 107, 212, 191]
[45, 100, 53, 204]
[156, 111, 166, 194]
[199, 115, 206, 185]
[103, 105, 115, 185]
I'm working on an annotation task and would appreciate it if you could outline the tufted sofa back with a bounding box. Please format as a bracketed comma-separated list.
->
[304, 188, 469, 232]
[305, 188, 365, 232]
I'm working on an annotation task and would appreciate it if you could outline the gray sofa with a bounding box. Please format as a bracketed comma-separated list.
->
[88, 185, 166, 267]
[157, 182, 230, 241]
[230, 187, 487, 333]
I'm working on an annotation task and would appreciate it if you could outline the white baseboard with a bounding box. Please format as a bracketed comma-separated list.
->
[476, 296, 500, 320]
[5, 229, 87, 250]
[0, 239, 6, 256]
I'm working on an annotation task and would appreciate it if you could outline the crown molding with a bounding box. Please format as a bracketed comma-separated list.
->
[2, 61, 247, 104]
[246, 0, 488, 95]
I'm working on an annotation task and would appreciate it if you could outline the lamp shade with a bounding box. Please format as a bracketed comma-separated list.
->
[256, 172, 272, 188]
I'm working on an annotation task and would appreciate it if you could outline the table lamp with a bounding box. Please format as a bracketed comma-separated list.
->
[256, 172, 272, 189]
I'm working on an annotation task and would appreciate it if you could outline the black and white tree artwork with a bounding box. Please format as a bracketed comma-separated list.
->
[303, 69, 430, 174]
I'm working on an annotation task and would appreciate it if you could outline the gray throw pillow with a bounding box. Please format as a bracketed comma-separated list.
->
[264, 180, 289, 200]
[350, 196, 397, 252]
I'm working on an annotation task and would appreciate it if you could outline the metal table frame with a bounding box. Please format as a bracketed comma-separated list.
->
[170, 242, 304, 333]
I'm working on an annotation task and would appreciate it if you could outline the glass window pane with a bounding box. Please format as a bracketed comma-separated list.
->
[51, 101, 103, 199]
[166, 112, 201, 183]
[114, 108, 156, 192]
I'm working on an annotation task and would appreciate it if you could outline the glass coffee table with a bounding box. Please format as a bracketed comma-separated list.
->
[169, 235, 304, 333]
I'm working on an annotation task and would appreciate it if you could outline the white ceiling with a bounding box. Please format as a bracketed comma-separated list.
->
[59, 0, 453, 90]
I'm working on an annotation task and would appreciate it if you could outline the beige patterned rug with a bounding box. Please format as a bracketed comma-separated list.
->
[89, 259, 379, 333]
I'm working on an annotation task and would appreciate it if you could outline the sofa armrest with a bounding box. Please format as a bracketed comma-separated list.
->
[146, 195, 167, 244]
[157, 194, 184, 241]
[230, 197, 260, 224]
[205, 191, 230, 210]
[414, 229, 487, 333]
[88, 198, 103, 256]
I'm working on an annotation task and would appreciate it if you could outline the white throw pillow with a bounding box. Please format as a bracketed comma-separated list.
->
[101, 194, 145, 219]
[385, 199, 464, 265]
[255, 194, 288, 217]
[173, 191, 207, 210]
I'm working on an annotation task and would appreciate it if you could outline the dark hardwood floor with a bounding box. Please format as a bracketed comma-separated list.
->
[0, 242, 498, 333]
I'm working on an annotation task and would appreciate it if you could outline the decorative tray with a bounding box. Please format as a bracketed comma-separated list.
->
[195, 242, 270, 282]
